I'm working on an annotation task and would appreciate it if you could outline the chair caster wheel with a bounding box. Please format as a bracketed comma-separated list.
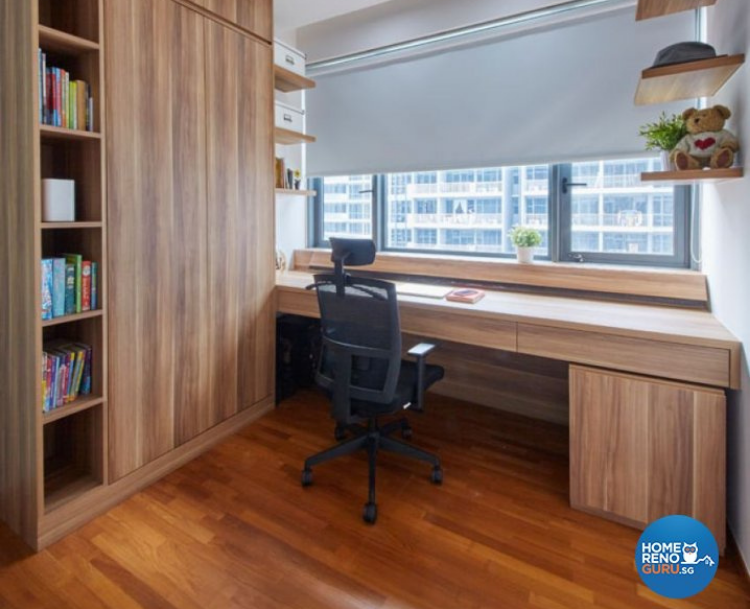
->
[431, 466, 443, 485]
[301, 468, 313, 487]
[363, 502, 378, 524]
[401, 426, 413, 440]
[334, 426, 347, 441]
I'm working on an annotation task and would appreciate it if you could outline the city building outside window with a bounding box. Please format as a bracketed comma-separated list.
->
[311, 157, 689, 267]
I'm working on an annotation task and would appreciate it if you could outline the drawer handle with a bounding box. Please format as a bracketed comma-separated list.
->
[283, 114, 293, 123]
[285, 55, 296, 65]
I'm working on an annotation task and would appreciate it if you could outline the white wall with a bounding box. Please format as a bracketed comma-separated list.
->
[702, 0, 750, 575]
[274, 31, 309, 264]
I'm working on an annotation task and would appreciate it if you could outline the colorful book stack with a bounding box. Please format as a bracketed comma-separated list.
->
[38, 49, 94, 131]
[41, 256, 98, 320]
[41, 341, 93, 412]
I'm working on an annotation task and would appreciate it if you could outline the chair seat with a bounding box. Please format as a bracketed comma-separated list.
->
[351, 360, 444, 418]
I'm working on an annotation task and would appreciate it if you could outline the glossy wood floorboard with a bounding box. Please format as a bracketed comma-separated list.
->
[1, 390, 748, 609]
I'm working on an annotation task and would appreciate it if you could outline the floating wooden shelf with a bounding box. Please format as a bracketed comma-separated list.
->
[635, 54, 745, 105]
[43, 396, 104, 425]
[275, 188, 316, 197]
[275, 126, 316, 145]
[636, 0, 717, 21]
[41, 221, 103, 229]
[38, 24, 99, 54]
[42, 309, 103, 327]
[640, 167, 743, 184]
[40, 124, 102, 141]
[274, 65, 316, 93]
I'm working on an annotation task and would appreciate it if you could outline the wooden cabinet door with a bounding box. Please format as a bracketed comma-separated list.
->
[191, 0, 272, 40]
[570, 365, 726, 549]
[106, 0, 209, 479]
[204, 20, 275, 429]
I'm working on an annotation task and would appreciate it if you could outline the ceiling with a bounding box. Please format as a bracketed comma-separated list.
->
[274, 0, 396, 32]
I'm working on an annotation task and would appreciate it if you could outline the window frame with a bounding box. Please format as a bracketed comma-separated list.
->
[310, 162, 692, 268]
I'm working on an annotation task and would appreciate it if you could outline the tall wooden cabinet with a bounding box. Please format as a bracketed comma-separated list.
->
[106, 0, 274, 481]
[0, 0, 274, 550]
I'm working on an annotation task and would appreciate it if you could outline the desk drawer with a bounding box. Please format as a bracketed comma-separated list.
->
[518, 324, 730, 387]
[400, 308, 516, 351]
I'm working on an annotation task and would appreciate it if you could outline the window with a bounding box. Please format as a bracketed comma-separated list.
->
[312, 157, 690, 267]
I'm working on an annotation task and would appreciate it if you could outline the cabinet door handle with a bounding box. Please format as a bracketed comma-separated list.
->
[283, 114, 293, 123]
[285, 54, 295, 66]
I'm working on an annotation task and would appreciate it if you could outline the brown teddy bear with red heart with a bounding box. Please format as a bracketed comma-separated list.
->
[671, 105, 740, 170]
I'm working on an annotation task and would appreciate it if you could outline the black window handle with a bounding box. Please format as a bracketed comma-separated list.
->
[562, 177, 588, 194]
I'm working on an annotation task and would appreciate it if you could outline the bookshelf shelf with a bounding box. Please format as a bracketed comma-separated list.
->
[41, 309, 102, 328]
[38, 25, 99, 54]
[635, 54, 745, 105]
[40, 124, 101, 141]
[275, 126, 316, 145]
[43, 395, 104, 425]
[44, 472, 100, 513]
[275, 188, 317, 197]
[640, 167, 744, 184]
[42, 221, 103, 230]
[274, 65, 316, 93]
[636, 0, 717, 21]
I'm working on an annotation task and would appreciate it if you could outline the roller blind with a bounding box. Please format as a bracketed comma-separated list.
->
[306, 7, 694, 176]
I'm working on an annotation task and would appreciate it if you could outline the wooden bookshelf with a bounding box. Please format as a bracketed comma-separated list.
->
[275, 188, 317, 197]
[275, 126, 316, 145]
[274, 65, 316, 92]
[636, 0, 717, 21]
[635, 54, 745, 105]
[36, 0, 108, 525]
[641, 167, 744, 183]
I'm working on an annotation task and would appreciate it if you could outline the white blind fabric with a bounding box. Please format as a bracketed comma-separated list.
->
[306, 7, 694, 176]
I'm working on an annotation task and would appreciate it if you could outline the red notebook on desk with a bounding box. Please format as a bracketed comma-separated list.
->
[446, 288, 485, 304]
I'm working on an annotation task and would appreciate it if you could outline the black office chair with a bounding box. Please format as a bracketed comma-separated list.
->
[302, 238, 445, 524]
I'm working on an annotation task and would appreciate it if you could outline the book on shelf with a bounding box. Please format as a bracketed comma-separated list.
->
[41, 340, 93, 413]
[38, 49, 94, 131]
[446, 288, 486, 304]
[40, 255, 98, 320]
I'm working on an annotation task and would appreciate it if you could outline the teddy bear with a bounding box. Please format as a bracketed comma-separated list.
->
[671, 105, 739, 170]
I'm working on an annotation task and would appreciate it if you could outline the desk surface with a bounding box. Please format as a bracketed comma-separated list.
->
[276, 272, 741, 389]
[277, 272, 737, 348]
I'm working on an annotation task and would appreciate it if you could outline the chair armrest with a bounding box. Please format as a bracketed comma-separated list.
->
[407, 343, 437, 358]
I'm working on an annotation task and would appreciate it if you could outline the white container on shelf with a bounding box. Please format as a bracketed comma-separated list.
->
[274, 38, 306, 76]
[42, 179, 75, 222]
[275, 101, 305, 133]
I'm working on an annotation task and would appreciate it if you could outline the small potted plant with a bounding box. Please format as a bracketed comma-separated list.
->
[638, 112, 687, 170]
[510, 226, 542, 264]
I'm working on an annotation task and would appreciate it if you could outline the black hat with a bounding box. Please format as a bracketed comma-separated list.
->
[653, 42, 717, 68]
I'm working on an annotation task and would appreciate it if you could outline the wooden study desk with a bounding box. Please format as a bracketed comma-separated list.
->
[276, 271, 740, 550]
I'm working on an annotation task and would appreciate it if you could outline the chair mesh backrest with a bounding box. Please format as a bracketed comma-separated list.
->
[314, 273, 402, 404]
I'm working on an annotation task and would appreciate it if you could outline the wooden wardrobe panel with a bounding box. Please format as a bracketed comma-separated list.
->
[107, 0, 209, 478]
[191, 0, 272, 41]
[171, 7, 211, 446]
[205, 21, 274, 418]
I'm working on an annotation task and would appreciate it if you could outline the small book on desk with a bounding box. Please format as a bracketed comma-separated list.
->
[446, 288, 485, 304]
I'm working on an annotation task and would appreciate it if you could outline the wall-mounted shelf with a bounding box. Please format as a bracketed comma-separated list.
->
[275, 127, 316, 145]
[38, 24, 99, 54]
[641, 167, 743, 184]
[274, 65, 316, 93]
[275, 188, 316, 197]
[636, 0, 717, 21]
[635, 54, 745, 105]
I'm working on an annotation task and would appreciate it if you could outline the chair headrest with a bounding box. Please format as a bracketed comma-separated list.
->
[330, 238, 377, 267]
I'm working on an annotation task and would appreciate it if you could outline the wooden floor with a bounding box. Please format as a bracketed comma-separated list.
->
[1, 390, 748, 609]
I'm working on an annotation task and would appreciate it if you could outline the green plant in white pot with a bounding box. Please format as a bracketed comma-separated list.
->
[510, 226, 542, 264]
[638, 112, 687, 171]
